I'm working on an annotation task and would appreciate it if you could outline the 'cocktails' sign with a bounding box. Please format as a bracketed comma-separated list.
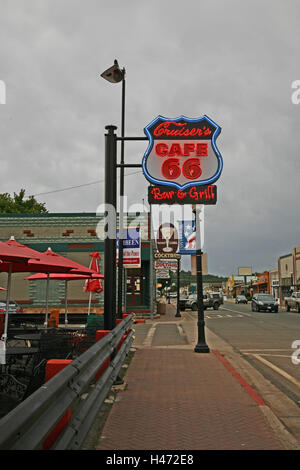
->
[142, 115, 223, 190]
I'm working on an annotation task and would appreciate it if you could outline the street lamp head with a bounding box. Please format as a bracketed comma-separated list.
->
[101, 59, 125, 83]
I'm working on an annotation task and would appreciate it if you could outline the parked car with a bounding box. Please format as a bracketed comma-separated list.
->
[0, 301, 23, 314]
[179, 294, 193, 311]
[251, 294, 278, 313]
[235, 295, 247, 304]
[208, 292, 224, 308]
[180, 293, 222, 311]
[284, 292, 300, 312]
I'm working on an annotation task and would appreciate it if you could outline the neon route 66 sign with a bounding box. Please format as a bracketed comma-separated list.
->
[142, 115, 223, 190]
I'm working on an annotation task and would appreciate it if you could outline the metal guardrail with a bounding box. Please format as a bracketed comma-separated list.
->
[0, 314, 133, 450]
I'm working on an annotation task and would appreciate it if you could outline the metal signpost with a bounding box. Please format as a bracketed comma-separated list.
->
[102, 83, 223, 354]
[193, 205, 209, 353]
[143, 115, 223, 353]
[101, 60, 126, 321]
[104, 125, 118, 330]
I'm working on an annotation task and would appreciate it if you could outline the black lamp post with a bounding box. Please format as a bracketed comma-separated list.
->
[103, 125, 117, 330]
[101, 60, 126, 319]
[193, 205, 210, 353]
[175, 257, 181, 317]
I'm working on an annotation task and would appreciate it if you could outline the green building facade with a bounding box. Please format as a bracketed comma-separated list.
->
[0, 212, 152, 317]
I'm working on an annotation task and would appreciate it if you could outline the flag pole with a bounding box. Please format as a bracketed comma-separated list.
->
[64, 280, 68, 325]
[88, 291, 92, 315]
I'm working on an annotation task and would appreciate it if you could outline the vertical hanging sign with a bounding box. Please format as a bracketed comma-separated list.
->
[117, 227, 141, 268]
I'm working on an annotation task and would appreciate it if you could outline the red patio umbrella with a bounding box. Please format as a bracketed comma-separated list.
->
[26, 271, 104, 325]
[34, 248, 99, 325]
[0, 238, 95, 363]
[29, 247, 97, 276]
[0, 238, 41, 263]
[83, 253, 103, 315]
[0, 240, 92, 274]
[0, 237, 44, 363]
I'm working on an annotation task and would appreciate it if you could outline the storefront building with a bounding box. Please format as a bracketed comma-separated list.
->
[225, 275, 257, 297]
[278, 247, 300, 304]
[269, 269, 279, 298]
[250, 272, 270, 295]
[0, 212, 152, 317]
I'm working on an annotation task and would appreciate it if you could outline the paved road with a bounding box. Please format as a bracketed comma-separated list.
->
[185, 301, 300, 409]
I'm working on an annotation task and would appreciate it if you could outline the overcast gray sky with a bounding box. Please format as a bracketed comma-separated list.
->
[0, 0, 299, 276]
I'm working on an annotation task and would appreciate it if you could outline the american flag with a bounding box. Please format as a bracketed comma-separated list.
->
[178, 221, 196, 254]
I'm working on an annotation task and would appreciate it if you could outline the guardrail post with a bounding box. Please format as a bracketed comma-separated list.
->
[95, 330, 110, 382]
[116, 318, 130, 351]
[43, 359, 72, 450]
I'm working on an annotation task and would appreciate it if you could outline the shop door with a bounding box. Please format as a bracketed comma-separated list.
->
[126, 270, 142, 306]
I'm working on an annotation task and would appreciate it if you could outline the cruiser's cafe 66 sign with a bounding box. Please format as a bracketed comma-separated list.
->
[142, 115, 223, 204]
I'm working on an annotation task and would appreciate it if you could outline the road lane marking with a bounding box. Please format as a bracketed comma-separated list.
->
[244, 353, 291, 358]
[240, 349, 292, 352]
[249, 354, 300, 388]
[222, 307, 252, 317]
[185, 310, 247, 320]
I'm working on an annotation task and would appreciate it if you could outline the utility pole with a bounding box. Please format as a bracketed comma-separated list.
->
[104, 125, 117, 330]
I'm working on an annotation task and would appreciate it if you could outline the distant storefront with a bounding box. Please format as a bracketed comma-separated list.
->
[251, 272, 270, 295]
[269, 269, 279, 298]
[278, 247, 300, 304]
[225, 275, 257, 297]
[0, 212, 152, 317]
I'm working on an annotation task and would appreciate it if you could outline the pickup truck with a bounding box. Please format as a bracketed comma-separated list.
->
[179, 293, 223, 311]
[284, 292, 300, 312]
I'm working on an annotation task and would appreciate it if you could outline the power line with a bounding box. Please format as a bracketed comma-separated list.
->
[33, 170, 142, 197]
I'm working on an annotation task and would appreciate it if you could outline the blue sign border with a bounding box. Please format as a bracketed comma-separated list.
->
[142, 115, 223, 190]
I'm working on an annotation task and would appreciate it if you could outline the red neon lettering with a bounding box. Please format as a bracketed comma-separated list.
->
[182, 158, 202, 179]
[168, 143, 182, 156]
[196, 143, 208, 156]
[155, 143, 168, 156]
[177, 190, 187, 199]
[183, 143, 195, 156]
[209, 185, 214, 199]
[155, 142, 208, 158]
[160, 158, 203, 180]
[189, 185, 215, 201]
[153, 121, 212, 138]
[151, 187, 175, 200]
[151, 188, 163, 199]
[161, 158, 181, 179]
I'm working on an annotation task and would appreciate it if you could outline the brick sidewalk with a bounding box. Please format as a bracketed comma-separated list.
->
[95, 304, 284, 451]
